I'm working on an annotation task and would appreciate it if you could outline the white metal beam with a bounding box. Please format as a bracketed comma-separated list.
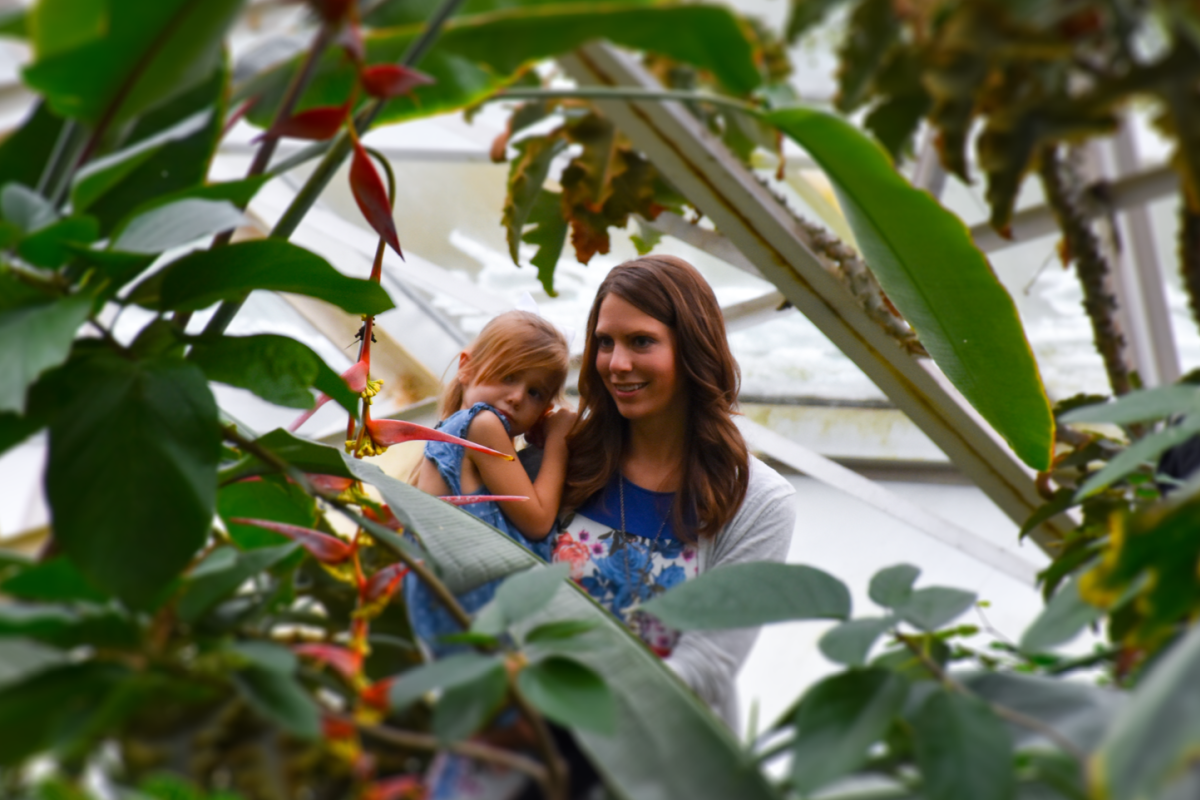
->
[560, 43, 1074, 551]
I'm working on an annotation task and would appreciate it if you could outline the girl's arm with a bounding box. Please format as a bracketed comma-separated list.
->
[464, 407, 576, 539]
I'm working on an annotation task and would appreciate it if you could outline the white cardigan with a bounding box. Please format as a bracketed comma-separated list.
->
[664, 456, 796, 727]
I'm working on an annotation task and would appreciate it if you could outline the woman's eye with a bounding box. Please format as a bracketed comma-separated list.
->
[597, 336, 614, 350]
[634, 336, 654, 348]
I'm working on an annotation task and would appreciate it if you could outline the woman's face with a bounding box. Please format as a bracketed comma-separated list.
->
[593, 294, 685, 423]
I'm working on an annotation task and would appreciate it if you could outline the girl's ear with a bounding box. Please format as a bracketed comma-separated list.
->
[457, 351, 471, 382]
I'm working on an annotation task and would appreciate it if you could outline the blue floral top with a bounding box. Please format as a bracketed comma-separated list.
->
[552, 472, 698, 656]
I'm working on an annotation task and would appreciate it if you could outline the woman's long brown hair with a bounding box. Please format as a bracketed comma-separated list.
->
[563, 255, 749, 539]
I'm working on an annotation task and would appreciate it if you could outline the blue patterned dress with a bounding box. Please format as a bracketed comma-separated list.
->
[404, 402, 553, 658]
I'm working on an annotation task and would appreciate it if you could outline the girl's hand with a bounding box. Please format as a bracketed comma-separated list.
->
[541, 407, 578, 444]
[524, 406, 555, 449]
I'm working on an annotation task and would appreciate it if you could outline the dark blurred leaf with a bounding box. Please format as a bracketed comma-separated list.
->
[961, 671, 1117, 754]
[46, 353, 219, 607]
[640, 563, 850, 629]
[217, 475, 318, 550]
[1020, 578, 1102, 653]
[1076, 419, 1200, 499]
[0, 603, 139, 649]
[0, 661, 129, 766]
[0, 558, 106, 604]
[389, 652, 504, 710]
[130, 239, 394, 315]
[895, 587, 977, 632]
[24, 0, 241, 127]
[230, 640, 297, 673]
[912, 689, 1014, 800]
[2, 183, 57, 233]
[834, 0, 898, 113]
[791, 668, 908, 795]
[70, 110, 211, 212]
[433, 664, 508, 742]
[17, 215, 99, 267]
[86, 64, 229, 234]
[785, 0, 849, 42]
[350, 140, 401, 257]
[0, 103, 64, 190]
[221, 428, 356, 482]
[819, 616, 895, 666]
[232, 664, 320, 740]
[518, 656, 615, 735]
[188, 333, 357, 413]
[525, 619, 598, 644]
[869, 564, 921, 608]
[115, 175, 269, 231]
[0, 291, 92, 414]
[0, 638, 64, 690]
[177, 542, 298, 623]
[112, 199, 244, 254]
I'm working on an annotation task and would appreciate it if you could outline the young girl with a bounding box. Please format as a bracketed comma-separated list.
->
[407, 310, 575, 656]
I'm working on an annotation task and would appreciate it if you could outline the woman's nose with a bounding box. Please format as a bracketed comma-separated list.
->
[608, 345, 632, 373]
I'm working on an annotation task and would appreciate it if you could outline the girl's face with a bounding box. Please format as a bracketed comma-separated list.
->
[460, 361, 557, 437]
[594, 294, 685, 423]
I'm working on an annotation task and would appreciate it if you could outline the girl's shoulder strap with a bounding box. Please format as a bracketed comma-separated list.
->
[460, 401, 512, 436]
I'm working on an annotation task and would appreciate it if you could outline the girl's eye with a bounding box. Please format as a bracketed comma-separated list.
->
[502, 374, 517, 384]
[529, 387, 543, 400]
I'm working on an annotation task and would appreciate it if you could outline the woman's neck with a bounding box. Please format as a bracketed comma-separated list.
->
[622, 413, 687, 492]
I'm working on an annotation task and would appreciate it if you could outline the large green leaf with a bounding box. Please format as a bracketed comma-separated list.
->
[639, 562, 850, 630]
[1092, 622, 1200, 800]
[1059, 385, 1200, 425]
[130, 239, 394, 315]
[347, 458, 778, 800]
[894, 587, 977, 632]
[389, 652, 506, 710]
[819, 616, 895, 666]
[24, 0, 241, 127]
[0, 603, 139, 649]
[216, 475, 318, 550]
[766, 108, 1054, 470]
[1075, 418, 1200, 499]
[518, 655, 616, 734]
[187, 333, 358, 413]
[433, 665, 509, 743]
[912, 689, 1014, 800]
[112, 198, 244, 254]
[0, 558, 106, 604]
[0, 638, 65, 690]
[0, 292, 91, 414]
[473, 563, 571, 634]
[243, 4, 761, 128]
[232, 665, 321, 741]
[45, 352, 219, 607]
[177, 543, 299, 623]
[0, 661, 129, 766]
[790, 668, 909, 795]
[221, 428, 356, 483]
[869, 563, 920, 608]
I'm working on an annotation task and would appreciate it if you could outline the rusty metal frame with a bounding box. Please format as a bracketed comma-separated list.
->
[561, 43, 1073, 551]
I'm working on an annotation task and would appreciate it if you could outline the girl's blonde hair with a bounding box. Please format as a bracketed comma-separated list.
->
[440, 310, 570, 419]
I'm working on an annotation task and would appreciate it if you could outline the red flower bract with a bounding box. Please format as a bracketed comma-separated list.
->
[265, 103, 349, 141]
[363, 504, 403, 531]
[289, 359, 368, 432]
[229, 518, 353, 564]
[360, 678, 393, 711]
[363, 774, 425, 800]
[365, 418, 513, 460]
[439, 495, 528, 505]
[360, 64, 434, 99]
[363, 562, 410, 602]
[350, 141, 403, 258]
[294, 643, 362, 680]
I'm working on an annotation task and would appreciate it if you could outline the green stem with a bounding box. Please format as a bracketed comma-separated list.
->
[203, 0, 468, 337]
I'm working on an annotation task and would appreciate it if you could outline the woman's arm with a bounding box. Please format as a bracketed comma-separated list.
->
[465, 407, 576, 540]
[663, 462, 796, 727]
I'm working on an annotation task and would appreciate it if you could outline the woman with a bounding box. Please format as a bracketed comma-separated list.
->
[554, 254, 797, 727]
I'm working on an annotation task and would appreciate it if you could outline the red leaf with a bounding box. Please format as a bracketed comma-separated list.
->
[365, 418, 513, 460]
[350, 141, 403, 257]
[323, 714, 358, 739]
[363, 775, 426, 800]
[229, 518, 353, 564]
[289, 359, 368, 432]
[268, 103, 348, 141]
[363, 562, 409, 602]
[294, 643, 362, 680]
[307, 474, 354, 493]
[362, 503, 403, 531]
[439, 495, 528, 505]
[360, 678, 393, 711]
[360, 64, 434, 100]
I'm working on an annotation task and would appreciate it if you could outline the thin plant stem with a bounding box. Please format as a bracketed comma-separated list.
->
[510, 678, 569, 800]
[203, 0, 468, 337]
[351, 717, 551, 790]
[896, 635, 1087, 762]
